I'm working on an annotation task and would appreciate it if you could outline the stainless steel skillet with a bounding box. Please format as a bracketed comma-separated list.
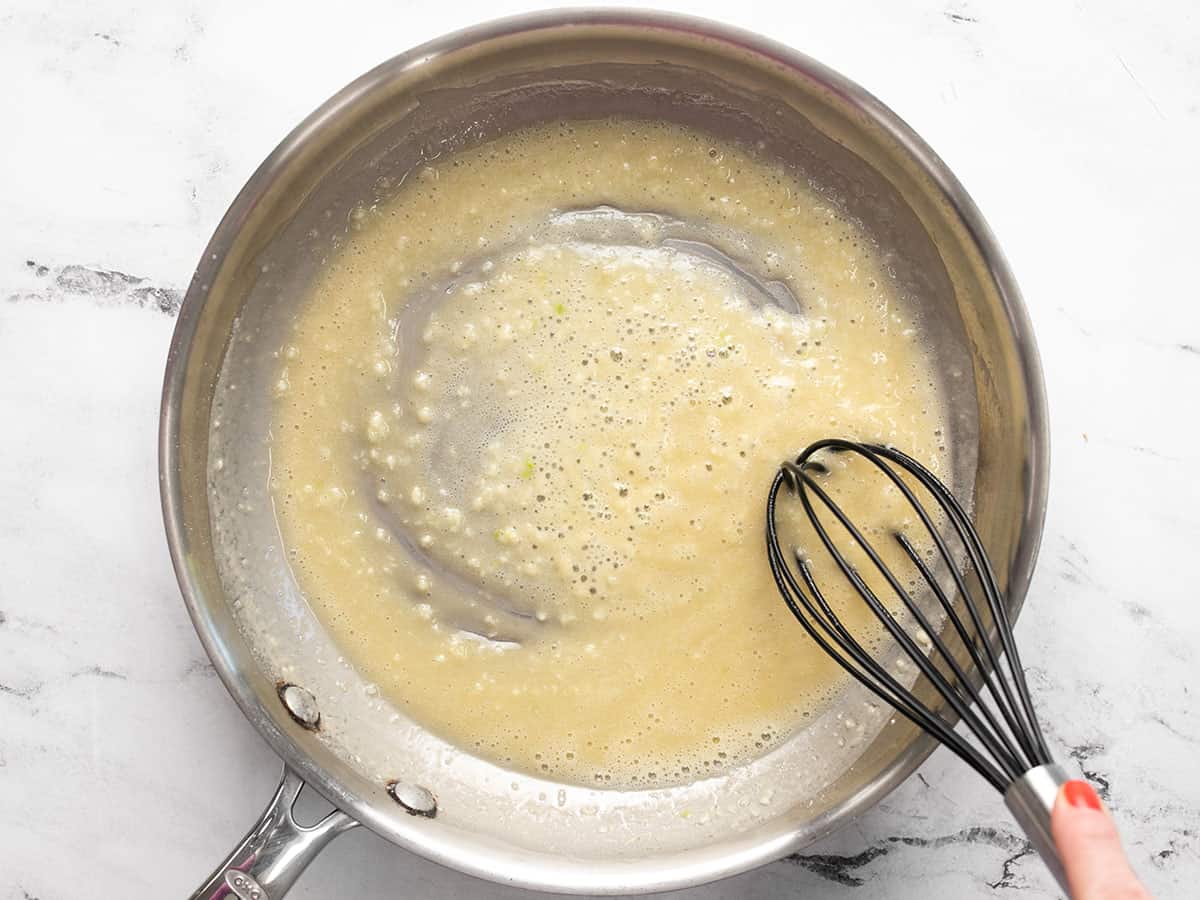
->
[159, 10, 1049, 897]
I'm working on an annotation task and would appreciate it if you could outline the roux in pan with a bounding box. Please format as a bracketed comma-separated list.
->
[269, 119, 950, 787]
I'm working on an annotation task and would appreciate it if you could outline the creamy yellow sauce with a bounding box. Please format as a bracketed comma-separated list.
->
[269, 119, 948, 787]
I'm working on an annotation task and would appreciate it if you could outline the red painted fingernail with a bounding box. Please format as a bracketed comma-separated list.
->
[1062, 779, 1102, 811]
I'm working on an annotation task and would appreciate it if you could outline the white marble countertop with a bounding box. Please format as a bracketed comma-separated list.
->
[2, 0, 1198, 897]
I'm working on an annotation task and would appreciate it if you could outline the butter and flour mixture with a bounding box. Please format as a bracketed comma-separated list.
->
[268, 119, 950, 787]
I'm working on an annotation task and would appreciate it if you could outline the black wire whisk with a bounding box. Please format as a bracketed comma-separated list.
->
[766, 439, 1073, 893]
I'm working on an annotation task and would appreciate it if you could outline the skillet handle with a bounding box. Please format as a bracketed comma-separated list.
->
[188, 764, 358, 900]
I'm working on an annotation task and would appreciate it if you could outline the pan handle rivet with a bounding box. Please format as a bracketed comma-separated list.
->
[387, 780, 437, 817]
[277, 682, 321, 731]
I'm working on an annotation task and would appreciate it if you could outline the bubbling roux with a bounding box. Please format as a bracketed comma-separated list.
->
[269, 119, 951, 787]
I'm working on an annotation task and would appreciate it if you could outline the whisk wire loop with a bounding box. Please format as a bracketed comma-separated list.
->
[895, 447, 1051, 764]
[765, 439, 1052, 795]
[876, 445, 1050, 766]
[764, 481, 1010, 790]
[789, 466, 1027, 785]
[891, 533, 1036, 764]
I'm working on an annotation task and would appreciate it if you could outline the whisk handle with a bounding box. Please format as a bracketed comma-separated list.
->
[1004, 762, 1072, 894]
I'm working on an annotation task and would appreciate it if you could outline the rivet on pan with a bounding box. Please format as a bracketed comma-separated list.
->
[387, 780, 437, 818]
[277, 682, 320, 731]
[224, 869, 265, 900]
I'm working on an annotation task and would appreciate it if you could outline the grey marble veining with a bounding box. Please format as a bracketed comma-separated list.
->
[1, 0, 1197, 897]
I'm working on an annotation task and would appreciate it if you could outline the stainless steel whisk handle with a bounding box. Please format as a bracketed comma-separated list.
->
[1004, 762, 1072, 895]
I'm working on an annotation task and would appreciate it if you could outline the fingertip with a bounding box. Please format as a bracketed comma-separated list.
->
[1060, 778, 1103, 812]
[1053, 779, 1115, 846]
[1052, 781, 1148, 899]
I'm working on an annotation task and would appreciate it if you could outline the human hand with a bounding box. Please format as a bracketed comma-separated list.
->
[1052, 780, 1152, 899]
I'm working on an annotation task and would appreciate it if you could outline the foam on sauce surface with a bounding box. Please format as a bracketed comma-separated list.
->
[269, 119, 949, 787]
